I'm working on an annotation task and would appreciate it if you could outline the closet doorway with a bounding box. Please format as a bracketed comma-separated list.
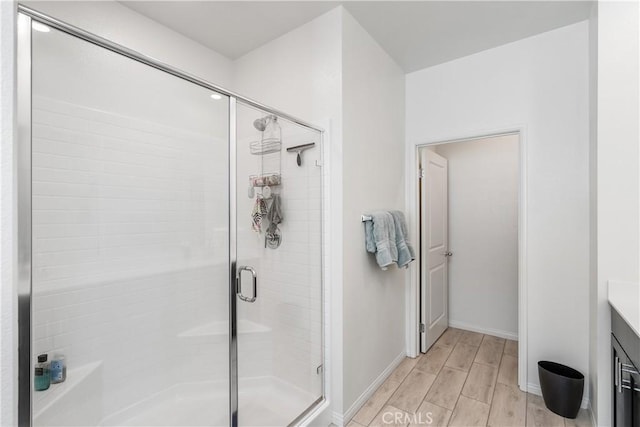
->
[416, 132, 524, 386]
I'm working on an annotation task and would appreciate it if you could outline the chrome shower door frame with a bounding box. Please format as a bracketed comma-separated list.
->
[16, 11, 33, 427]
[16, 6, 325, 427]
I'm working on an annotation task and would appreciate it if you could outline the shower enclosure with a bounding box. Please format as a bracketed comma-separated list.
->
[17, 7, 324, 427]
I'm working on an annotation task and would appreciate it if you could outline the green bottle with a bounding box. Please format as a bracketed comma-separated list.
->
[34, 354, 50, 391]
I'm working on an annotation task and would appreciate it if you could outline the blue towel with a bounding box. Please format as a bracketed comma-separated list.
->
[364, 211, 398, 270]
[390, 210, 415, 268]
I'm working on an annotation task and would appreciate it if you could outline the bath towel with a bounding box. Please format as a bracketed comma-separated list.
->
[364, 211, 398, 270]
[390, 210, 415, 268]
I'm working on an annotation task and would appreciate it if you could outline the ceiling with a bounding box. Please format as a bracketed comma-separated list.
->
[121, 1, 340, 59]
[343, 1, 593, 71]
[121, 1, 593, 72]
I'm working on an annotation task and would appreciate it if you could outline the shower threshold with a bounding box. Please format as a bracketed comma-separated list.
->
[100, 376, 316, 427]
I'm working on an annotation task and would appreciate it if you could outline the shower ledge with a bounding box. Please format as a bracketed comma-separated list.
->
[178, 319, 270, 338]
[33, 360, 103, 426]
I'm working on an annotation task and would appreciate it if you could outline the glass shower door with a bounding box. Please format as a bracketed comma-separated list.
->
[30, 21, 230, 426]
[235, 102, 324, 426]
[23, 11, 325, 427]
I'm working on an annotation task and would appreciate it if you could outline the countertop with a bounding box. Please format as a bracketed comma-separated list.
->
[609, 280, 640, 338]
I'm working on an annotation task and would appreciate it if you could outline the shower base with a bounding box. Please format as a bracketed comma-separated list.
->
[101, 376, 317, 427]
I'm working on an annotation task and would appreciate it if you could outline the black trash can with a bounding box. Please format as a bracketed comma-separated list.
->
[538, 361, 584, 419]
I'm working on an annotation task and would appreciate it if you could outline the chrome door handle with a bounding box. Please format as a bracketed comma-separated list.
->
[236, 266, 257, 303]
[622, 379, 640, 392]
[616, 356, 622, 393]
[443, 252, 453, 257]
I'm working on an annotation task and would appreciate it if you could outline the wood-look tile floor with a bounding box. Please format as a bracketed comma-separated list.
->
[348, 328, 592, 427]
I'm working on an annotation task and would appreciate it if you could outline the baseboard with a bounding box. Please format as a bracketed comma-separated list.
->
[331, 411, 344, 427]
[527, 382, 590, 410]
[449, 320, 518, 341]
[337, 351, 407, 426]
[587, 400, 596, 427]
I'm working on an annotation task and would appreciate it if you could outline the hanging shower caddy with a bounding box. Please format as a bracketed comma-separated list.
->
[249, 115, 284, 249]
[249, 114, 282, 199]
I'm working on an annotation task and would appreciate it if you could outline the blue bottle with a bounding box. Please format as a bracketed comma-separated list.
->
[50, 354, 66, 384]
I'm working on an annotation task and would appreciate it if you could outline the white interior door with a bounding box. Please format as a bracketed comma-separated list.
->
[420, 148, 449, 352]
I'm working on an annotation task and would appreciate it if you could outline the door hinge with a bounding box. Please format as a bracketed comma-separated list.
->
[418, 168, 425, 179]
[316, 364, 323, 375]
[420, 323, 425, 333]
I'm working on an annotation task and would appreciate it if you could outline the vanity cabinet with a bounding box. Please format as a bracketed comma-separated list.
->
[612, 309, 640, 427]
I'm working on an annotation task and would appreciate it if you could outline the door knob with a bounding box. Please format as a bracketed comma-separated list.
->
[443, 252, 453, 257]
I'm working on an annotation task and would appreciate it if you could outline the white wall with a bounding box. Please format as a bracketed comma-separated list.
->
[432, 135, 519, 338]
[406, 21, 590, 399]
[594, 2, 639, 425]
[341, 9, 406, 417]
[231, 8, 342, 127]
[0, 1, 17, 425]
[23, 1, 234, 88]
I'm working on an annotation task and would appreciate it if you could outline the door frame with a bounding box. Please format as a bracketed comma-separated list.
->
[406, 127, 528, 392]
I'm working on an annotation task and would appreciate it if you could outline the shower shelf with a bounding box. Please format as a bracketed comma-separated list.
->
[33, 361, 103, 425]
[250, 139, 281, 155]
[178, 319, 270, 338]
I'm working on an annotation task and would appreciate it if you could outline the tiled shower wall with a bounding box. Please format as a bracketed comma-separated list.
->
[31, 96, 230, 419]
